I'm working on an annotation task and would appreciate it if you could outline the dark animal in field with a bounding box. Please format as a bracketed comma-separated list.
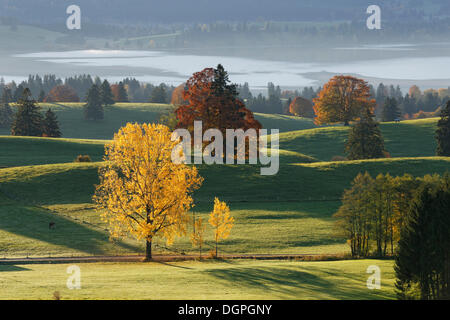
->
[49, 222, 56, 229]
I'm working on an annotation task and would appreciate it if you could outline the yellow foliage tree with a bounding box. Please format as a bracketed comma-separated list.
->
[94, 123, 203, 261]
[190, 213, 206, 258]
[209, 197, 234, 257]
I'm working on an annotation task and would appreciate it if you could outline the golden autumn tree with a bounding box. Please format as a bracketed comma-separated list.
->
[94, 123, 203, 261]
[209, 197, 234, 257]
[190, 213, 206, 258]
[313, 76, 375, 126]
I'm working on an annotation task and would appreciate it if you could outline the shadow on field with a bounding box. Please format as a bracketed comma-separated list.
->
[0, 204, 139, 255]
[0, 265, 30, 272]
[204, 265, 392, 299]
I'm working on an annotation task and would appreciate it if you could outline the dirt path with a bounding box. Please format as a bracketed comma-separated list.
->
[0, 253, 339, 265]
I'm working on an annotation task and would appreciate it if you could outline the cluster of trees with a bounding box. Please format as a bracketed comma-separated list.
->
[94, 122, 234, 261]
[191, 197, 234, 258]
[0, 75, 176, 104]
[241, 82, 283, 115]
[234, 79, 448, 123]
[376, 84, 450, 120]
[6, 88, 61, 137]
[335, 173, 448, 257]
[313, 75, 450, 160]
[83, 80, 116, 120]
[395, 175, 450, 300]
[336, 172, 450, 299]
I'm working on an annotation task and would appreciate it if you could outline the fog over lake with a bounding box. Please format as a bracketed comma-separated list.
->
[5, 44, 450, 90]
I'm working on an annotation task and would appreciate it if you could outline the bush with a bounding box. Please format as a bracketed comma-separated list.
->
[331, 155, 348, 162]
[75, 155, 91, 162]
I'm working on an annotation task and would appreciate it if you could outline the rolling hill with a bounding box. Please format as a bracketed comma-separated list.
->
[0, 112, 447, 258]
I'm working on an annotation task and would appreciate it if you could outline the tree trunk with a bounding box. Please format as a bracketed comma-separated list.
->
[215, 238, 218, 258]
[145, 239, 152, 261]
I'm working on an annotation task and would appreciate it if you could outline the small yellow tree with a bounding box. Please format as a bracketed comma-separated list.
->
[209, 197, 234, 257]
[190, 213, 206, 259]
[94, 123, 203, 261]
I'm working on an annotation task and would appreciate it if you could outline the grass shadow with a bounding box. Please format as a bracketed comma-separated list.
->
[0, 265, 30, 272]
[0, 203, 139, 256]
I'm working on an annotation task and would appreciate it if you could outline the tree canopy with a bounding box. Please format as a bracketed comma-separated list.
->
[313, 75, 375, 126]
[94, 123, 203, 260]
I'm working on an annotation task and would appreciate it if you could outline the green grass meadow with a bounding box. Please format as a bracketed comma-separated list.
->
[0, 259, 395, 300]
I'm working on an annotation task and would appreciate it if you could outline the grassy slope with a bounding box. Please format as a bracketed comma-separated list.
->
[0, 259, 395, 300]
[279, 118, 439, 161]
[0, 115, 447, 257]
[1, 157, 449, 257]
[0, 117, 439, 167]
[0, 103, 316, 140]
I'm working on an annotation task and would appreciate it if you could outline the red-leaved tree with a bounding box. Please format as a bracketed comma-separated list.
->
[175, 64, 261, 134]
[44, 85, 79, 102]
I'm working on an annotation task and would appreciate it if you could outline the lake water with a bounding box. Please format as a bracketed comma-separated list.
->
[8, 47, 450, 89]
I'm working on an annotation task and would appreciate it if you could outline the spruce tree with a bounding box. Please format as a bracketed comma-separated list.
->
[345, 109, 386, 160]
[395, 178, 450, 300]
[42, 108, 61, 137]
[0, 87, 13, 128]
[38, 89, 46, 102]
[11, 88, 43, 136]
[150, 84, 167, 103]
[100, 80, 115, 106]
[436, 100, 450, 156]
[117, 82, 129, 102]
[382, 97, 401, 122]
[84, 85, 104, 120]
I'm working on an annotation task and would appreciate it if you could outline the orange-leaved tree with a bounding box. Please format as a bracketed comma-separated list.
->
[209, 197, 234, 257]
[44, 85, 79, 102]
[94, 123, 203, 261]
[313, 75, 375, 126]
[175, 64, 261, 135]
[289, 96, 314, 118]
[171, 83, 189, 106]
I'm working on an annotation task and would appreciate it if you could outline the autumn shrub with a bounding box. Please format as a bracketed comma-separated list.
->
[331, 155, 348, 162]
[75, 155, 91, 162]
[44, 85, 79, 102]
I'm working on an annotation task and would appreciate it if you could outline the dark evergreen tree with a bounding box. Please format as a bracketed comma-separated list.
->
[436, 100, 450, 156]
[42, 108, 61, 137]
[13, 84, 24, 102]
[345, 109, 386, 160]
[395, 177, 450, 300]
[382, 97, 401, 122]
[11, 88, 43, 136]
[0, 87, 13, 128]
[38, 89, 46, 102]
[117, 81, 129, 102]
[150, 84, 167, 103]
[100, 80, 115, 106]
[84, 85, 104, 120]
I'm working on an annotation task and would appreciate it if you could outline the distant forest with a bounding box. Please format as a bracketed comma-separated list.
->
[1, 74, 448, 121]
